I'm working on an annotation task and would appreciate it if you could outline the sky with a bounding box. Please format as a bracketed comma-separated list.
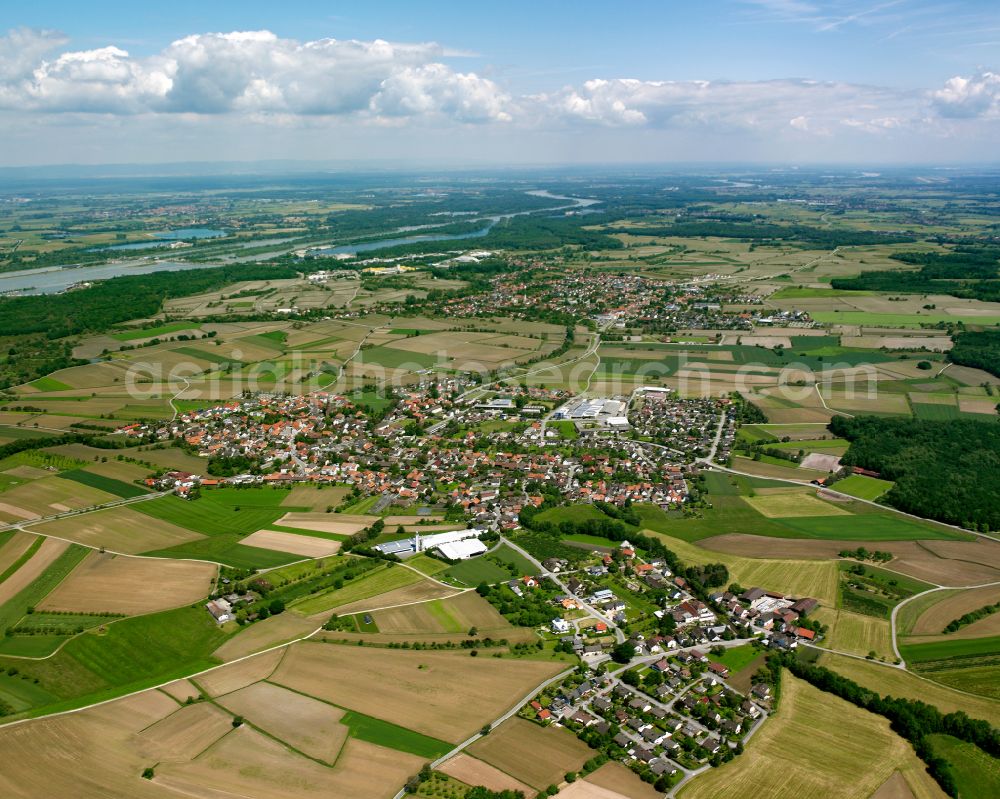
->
[0, 0, 998, 167]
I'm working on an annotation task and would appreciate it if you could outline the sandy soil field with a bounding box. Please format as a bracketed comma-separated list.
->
[211, 612, 317, 662]
[159, 679, 201, 704]
[217, 681, 348, 762]
[468, 717, 592, 791]
[241, 529, 341, 557]
[276, 512, 370, 534]
[195, 647, 286, 697]
[26, 506, 205, 554]
[585, 762, 663, 799]
[271, 641, 564, 742]
[134, 702, 233, 762]
[0, 537, 69, 605]
[438, 753, 535, 795]
[39, 551, 216, 614]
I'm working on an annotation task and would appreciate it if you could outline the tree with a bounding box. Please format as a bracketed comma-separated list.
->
[611, 642, 634, 664]
[231, 716, 244, 728]
[269, 598, 285, 615]
[480, 724, 492, 736]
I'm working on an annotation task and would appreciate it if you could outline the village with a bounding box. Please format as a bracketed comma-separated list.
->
[124, 380, 736, 533]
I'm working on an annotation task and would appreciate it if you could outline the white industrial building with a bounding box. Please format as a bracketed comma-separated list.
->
[374, 528, 489, 560]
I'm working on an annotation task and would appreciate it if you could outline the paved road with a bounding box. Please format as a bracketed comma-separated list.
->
[500, 535, 626, 644]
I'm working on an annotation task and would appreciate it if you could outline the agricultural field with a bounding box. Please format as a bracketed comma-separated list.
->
[467, 716, 592, 791]
[37, 552, 217, 615]
[816, 651, 1000, 720]
[679, 672, 945, 799]
[270, 641, 565, 743]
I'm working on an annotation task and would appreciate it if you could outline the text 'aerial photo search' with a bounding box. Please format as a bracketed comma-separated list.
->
[0, 2, 997, 797]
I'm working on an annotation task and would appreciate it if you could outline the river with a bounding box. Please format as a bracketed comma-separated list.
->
[0, 190, 598, 296]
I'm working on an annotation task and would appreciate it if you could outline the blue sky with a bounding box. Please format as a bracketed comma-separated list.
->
[1, 0, 998, 165]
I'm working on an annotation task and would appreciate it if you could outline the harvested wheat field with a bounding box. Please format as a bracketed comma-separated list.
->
[468, 717, 591, 791]
[678, 673, 946, 799]
[211, 612, 317, 661]
[872, 771, 917, 799]
[909, 584, 1000, 636]
[159, 679, 201, 704]
[241, 529, 340, 557]
[154, 726, 421, 799]
[280, 484, 351, 510]
[438, 752, 535, 795]
[585, 762, 663, 799]
[134, 702, 233, 762]
[819, 609, 895, 660]
[271, 641, 565, 742]
[0, 531, 36, 573]
[194, 646, 286, 697]
[276, 512, 371, 535]
[560, 783, 631, 799]
[215, 681, 348, 762]
[0, 537, 69, 605]
[371, 592, 515, 636]
[0, 691, 180, 798]
[39, 551, 216, 614]
[26, 506, 205, 554]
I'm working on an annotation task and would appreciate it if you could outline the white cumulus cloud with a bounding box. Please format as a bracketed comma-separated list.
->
[931, 71, 1000, 119]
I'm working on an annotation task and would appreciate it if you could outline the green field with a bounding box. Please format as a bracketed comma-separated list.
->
[809, 311, 1000, 326]
[0, 606, 229, 718]
[708, 644, 761, 672]
[340, 709, 452, 758]
[552, 420, 579, 440]
[926, 734, 1000, 799]
[443, 556, 510, 586]
[832, 474, 894, 501]
[292, 564, 422, 614]
[110, 321, 201, 341]
[136, 491, 291, 535]
[911, 402, 962, 421]
[774, 513, 962, 541]
[0, 635, 68, 658]
[56, 469, 147, 499]
[357, 345, 438, 369]
[26, 376, 73, 392]
[900, 635, 1000, 664]
[144, 535, 301, 569]
[490, 544, 537, 575]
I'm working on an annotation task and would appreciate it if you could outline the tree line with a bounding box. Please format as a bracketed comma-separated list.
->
[773, 651, 999, 798]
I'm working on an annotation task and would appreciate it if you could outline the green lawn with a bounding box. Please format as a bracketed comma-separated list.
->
[405, 554, 450, 576]
[708, 644, 761, 673]
[443, 556, 510, 586]
[340, 710, 452, 758]
[490, 544, 538, 576]
[552, 420, 579, 440]
[926, 734, 1000, 799]
[832, 474, 894, 501]
[56, 469, 147, 499]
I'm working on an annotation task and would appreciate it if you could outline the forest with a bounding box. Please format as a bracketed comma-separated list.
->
[948, 329, 1000, 377]
[0, 262, 299, 338]
[604, 220, 915, 248]
[829, 415, 1000, 530]
[830, 245, 1000, 302]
